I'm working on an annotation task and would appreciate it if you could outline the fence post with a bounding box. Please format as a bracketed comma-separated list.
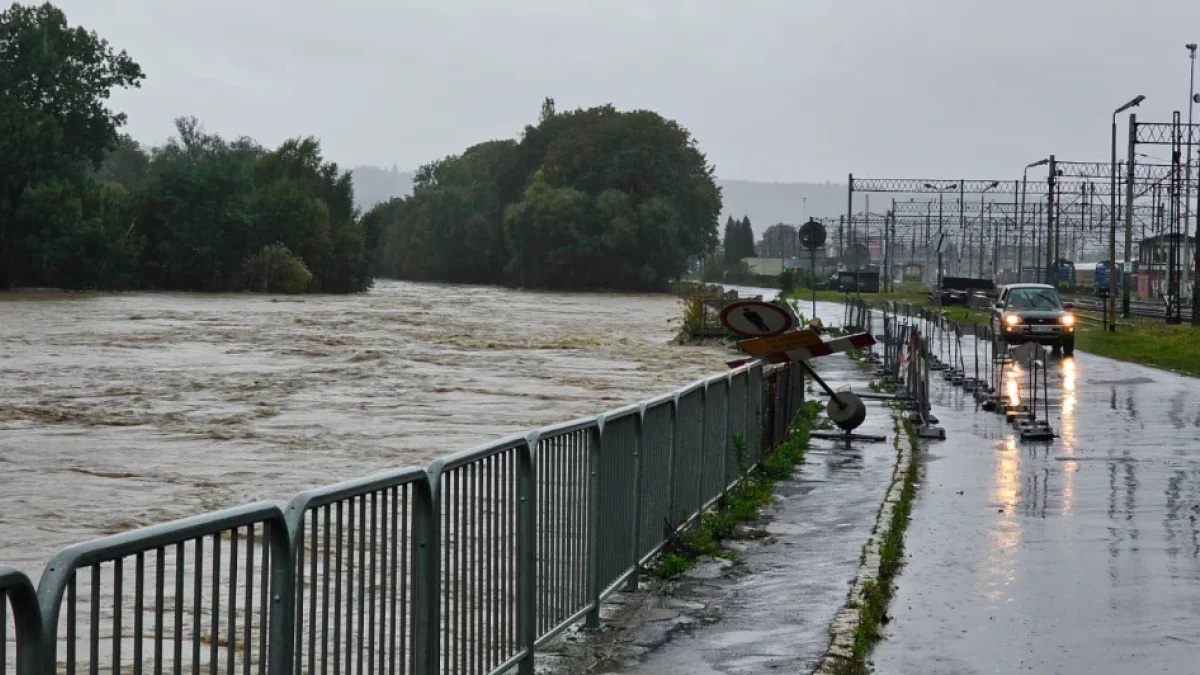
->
[411, 475, 438, 675]
[695, 384, 708, 515]
[717, 376, 730, 497]
[626, 408, 646, 590]
[0, 567, 42, 675]
[266, 515, 296, 675]
[516, 440, 537, 675]
[584, 422, 603, 629]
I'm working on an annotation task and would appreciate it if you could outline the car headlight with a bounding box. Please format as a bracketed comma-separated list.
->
[1060, 314, 1075, 327]
[1003, 313, 1021, 327]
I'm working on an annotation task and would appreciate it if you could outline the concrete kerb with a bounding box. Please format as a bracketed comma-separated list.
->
[815, 412, 917, 673]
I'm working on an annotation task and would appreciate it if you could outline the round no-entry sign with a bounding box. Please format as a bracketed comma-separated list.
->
[719, 300, 796, 338]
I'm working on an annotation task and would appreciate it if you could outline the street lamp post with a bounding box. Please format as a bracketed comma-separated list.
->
[1187, 43, 1200, 325]
[1020, 160, 1049, 283]
[978, 181, 999, 279]
[1111, 95, 1146, 331]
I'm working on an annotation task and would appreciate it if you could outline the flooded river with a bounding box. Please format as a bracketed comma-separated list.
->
[0, 280, 733, 579]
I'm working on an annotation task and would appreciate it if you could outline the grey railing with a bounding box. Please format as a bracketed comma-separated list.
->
[2, 360, 808, 675]
[1, 567, 41, 675]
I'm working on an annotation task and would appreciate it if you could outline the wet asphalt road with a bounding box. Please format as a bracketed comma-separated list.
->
[874, 334, 1200, 674]
[605, 301, 899, 675]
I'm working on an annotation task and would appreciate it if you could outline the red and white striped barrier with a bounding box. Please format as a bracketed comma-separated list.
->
[727, 331, 876, 367]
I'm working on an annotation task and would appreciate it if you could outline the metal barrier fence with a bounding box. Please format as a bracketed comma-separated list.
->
[1, 361, 809, 675]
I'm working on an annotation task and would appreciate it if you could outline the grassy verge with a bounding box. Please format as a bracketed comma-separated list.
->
[852, 418, 919, 660]
[828, 417, 920, 675]
[789, 282, 930, 307]
[1074, 316, 1200, 377]
[654, 400, 824, 578]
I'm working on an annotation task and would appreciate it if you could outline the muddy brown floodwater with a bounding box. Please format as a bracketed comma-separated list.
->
[0, 280, 730, 581]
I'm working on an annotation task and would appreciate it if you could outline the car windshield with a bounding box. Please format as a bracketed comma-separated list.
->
[1007, 288, 1062, 310]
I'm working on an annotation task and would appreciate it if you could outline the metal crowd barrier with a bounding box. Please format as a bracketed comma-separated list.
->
[1, 360, 810, 675]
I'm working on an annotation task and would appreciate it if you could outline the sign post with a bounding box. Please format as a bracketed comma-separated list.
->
[799, 219, 827, 321]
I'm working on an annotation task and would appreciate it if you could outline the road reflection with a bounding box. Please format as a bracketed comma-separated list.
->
[985, 435, 1022, 602]
[1006, 365, 1022, 407]
[1060, 358, 1076, 513]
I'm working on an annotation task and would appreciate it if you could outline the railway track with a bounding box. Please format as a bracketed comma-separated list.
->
[1067, 296, 1193, 322]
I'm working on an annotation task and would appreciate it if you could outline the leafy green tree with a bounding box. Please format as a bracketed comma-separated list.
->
[238, 243, 312, 294]
[503, 173, 592, 288]
[0, 2, 144, 288]
[758, 223, 799, 259]
[93, 135, 150, 190]
[371, 100, 722, 291]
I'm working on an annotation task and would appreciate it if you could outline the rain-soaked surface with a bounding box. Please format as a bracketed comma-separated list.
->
[584, 300, 897, 675]
[874, 333, 1200, 674]
[0, 280, 732, 580]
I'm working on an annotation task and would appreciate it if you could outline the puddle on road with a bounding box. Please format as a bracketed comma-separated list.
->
[1085, 376, 1156, 385]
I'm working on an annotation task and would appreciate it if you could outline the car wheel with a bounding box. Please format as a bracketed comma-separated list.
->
[1062, 337, 1075, 356]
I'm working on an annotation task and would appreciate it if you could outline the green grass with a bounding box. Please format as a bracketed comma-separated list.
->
[1074, 317, 1200, 377]
[652, 401, 823, 579]
[845, 418, 921, 669]
[789, 282, 931, 307]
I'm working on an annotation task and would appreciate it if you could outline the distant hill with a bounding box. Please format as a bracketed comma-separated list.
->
[718, 179, 871, 235]
[350, 166, 859, 236]
[351, 165, 414, 212]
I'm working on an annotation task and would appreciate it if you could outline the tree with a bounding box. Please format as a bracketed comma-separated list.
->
[758, 223, 799, 259]
[373, 101, 722, 291]
[503, 173, 592, 288]
[738, 217, 756, 259]
[0, 2, 144, 288]
[723, 216, 739, 266]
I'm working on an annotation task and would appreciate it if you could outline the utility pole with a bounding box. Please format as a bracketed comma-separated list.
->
[838, 215, 844, 269]
[990, 202, 998, 278]
[1124, 116, 1137, 317]
[1045, 155, 1057, 285]
[925, 205, 931, 272]
[938, 191, 944, 287]
[889, 198, 897, 292]
[959, 181, 966, 279]
[1188, 43, 1200, 324]
[1032, 202, 1042, 280]
[978, 192, 986, 278]
[846, 173, 854, 274]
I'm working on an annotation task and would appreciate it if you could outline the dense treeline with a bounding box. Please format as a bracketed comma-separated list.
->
[3, 3, 720, 294]
[1, 3, 371, 292]
[367, 98, 723, 291]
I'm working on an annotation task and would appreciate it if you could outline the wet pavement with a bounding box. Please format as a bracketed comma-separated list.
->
[595, 334, 900, 675]
[874, 334, 1200, 674]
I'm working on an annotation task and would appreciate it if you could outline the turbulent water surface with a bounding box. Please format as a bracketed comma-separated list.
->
[0, 280, 731, 579]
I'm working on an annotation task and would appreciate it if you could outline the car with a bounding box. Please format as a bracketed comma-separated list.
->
[990, 283, 1076, 356]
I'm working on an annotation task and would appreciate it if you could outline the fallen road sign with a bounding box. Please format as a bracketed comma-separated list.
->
[757, 332, 876, 364]
[719, 300, 796, 338]
[737, 328, 822, 356]
[725, 332, 876, 368]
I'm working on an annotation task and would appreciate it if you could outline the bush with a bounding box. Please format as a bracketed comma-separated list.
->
[239, 244, 313, 294]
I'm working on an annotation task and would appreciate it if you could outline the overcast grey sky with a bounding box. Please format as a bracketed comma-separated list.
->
[56, 0, 1200, 182]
